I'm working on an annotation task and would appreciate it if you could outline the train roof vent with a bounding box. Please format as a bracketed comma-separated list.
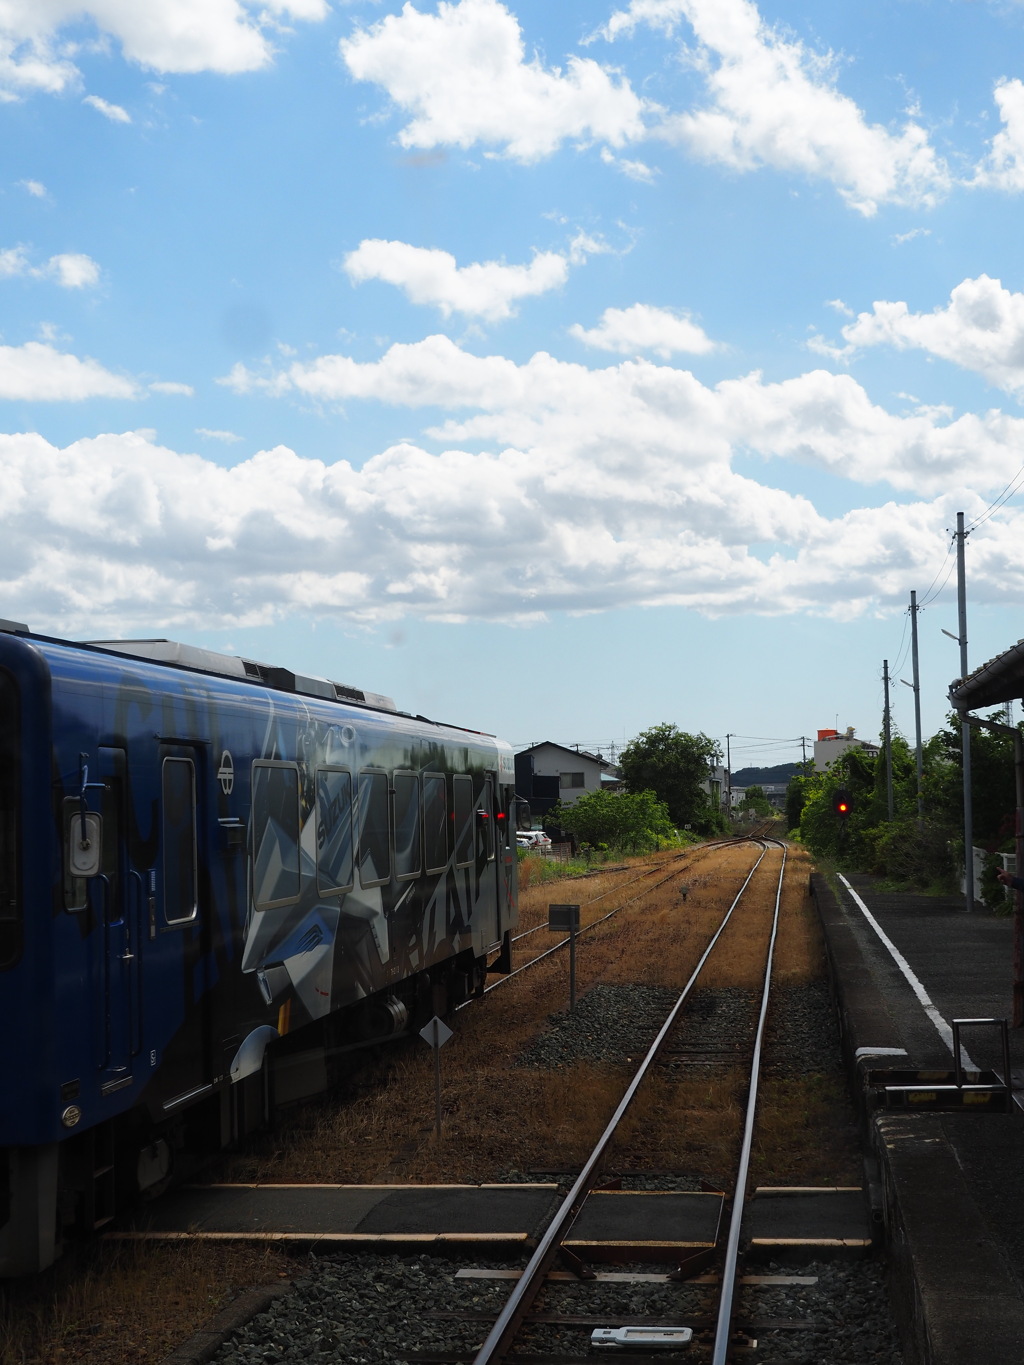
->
[241, 659, 264, 679]
[332, 681, 396, 711]
[257, 666, 336, 702]
[333, 682, 365, 703]
[88, 638, 253, 679]
[0, 619, 29, 635]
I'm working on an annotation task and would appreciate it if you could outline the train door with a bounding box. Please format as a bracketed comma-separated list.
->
[95, 746, 139, 1087]
[477, 772, 501, 947]
[496, 781, 516, 938]
[148, 743, 213, 1104]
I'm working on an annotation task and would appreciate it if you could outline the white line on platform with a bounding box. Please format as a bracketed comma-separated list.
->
[837, 874, 977, 1072]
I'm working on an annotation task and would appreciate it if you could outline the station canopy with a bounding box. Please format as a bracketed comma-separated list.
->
[949, 639, 1024, 712]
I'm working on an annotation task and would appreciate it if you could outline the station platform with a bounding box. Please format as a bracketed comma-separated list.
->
[814, 871, 1024, 1364]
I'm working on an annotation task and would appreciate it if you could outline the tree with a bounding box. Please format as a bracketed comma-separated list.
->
[547, 789, 675, 853]
[925, 713, 1020, 847]
[617, 724, 722, 832]
[785, 774, 809, 832]
[738, 784, 772, 817]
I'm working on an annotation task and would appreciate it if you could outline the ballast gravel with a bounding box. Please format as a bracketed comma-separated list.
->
[211, 1252, 902, 1365]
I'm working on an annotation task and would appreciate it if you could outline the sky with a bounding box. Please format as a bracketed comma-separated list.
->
[3, 0, 1024, 769]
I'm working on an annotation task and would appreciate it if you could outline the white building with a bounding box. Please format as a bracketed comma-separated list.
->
[514, 742, 619, 822]
[813, 727, 880, 774]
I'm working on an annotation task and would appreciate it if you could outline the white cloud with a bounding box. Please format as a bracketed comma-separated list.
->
[340, 0, 652, 163]
[12, 330, 1024, 630]
[0, 341, 138, 400]
[600, 147, 658, 182]
[0, 246, 101, 288]
[0, 247, 30, 279]
[150, 380, 194, 396]
[2, 408, 1019, 636]
[892, 228, 931, 246]
[18, 178, 46, 197]
[83, 94, 131, 123]
[974, 78, 1024, 191]
[47, 253, 101, 288]
[833, 275, 1024, 396]
[599, 0, 949, 215]
[0, 0, 329, 99]
[196, 427, 242, 442]
[221, 333, 1024, 501]
[570, 304, 717, 357]
[343, 238, 575, 320]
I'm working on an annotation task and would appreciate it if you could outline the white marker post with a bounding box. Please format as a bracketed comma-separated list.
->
[419, 1015, 454, 1139]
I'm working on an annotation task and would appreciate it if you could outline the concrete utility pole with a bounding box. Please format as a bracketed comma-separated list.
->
[725, 733, 732, 815]
[883, 659, 895, 821]
[956, 511, 974, 912]
[910, 591, 924, 824]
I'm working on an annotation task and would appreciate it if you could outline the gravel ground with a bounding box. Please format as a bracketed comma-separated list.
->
[513, 980, 840, 1079]
[211, 1252, 903, 1365]
[515, 983, 682, 1069]
[764, 982, 842, 1077]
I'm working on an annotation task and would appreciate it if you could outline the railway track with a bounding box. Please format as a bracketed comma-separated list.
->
[468, 838, 787, 1365]
[488, 832, 780, 999]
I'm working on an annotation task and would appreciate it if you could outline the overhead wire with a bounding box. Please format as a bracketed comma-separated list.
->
[965, 458, 1024, 533]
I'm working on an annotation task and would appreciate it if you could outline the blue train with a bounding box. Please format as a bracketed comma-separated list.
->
[0, 623, 518, 1276]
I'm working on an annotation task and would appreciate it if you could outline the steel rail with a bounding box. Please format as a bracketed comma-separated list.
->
[710, 838, 788, 1365]
[470, 840, 777, 1365]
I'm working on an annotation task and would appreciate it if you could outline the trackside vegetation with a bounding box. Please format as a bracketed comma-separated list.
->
[546, 788, 677, 855]
[790, 712, 1022, 902]
[617, 723, 727, 834]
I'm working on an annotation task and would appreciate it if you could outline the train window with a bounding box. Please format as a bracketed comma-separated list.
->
[315, 767, 353, 895]
[423, 772, 448, 874]
[477, 777, 494, 862]
[393, 772, 421, 881]
[252, 762, 301, 910]
[162, 758, 198, 924]
[358, 771, 391, 887]
[453, 775, 474, 868]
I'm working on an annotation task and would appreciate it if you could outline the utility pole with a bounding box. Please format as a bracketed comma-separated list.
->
[883, 659, 895, 821]
[910, 591, 924, 823]
[956, 511, 974, 913]
[725, 733, 732, 816]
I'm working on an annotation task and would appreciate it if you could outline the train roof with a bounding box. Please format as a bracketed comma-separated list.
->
[0, 619, 502, 743]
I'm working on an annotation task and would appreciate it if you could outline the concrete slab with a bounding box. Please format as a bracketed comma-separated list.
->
[743, 1188, 871, 1247]
[567, 1191, 723, 1249]
[113, 1185, 726, 1254]
[116, 1183, 560, 1241]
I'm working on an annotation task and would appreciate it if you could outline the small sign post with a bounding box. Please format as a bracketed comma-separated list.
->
[419, 1015, 453, 1139]
[548, 903, 581, 1010]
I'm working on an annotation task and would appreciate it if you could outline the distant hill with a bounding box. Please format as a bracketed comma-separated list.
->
[731, 762, 803, 786]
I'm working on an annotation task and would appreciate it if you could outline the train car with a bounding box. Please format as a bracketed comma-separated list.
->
[0, 622, 518, 1276]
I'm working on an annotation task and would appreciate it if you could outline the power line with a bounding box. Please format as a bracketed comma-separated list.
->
[966, 458, 1024, 532]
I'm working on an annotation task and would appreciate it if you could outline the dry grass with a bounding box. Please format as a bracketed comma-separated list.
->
[3, 839, 857, 1365]
[0, 1240, 291, 1365]
[750, 1076, 862, 1187]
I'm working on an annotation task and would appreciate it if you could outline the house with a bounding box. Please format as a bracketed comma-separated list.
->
[813, 726, 880, 774]
[514, 742, 619, 824]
